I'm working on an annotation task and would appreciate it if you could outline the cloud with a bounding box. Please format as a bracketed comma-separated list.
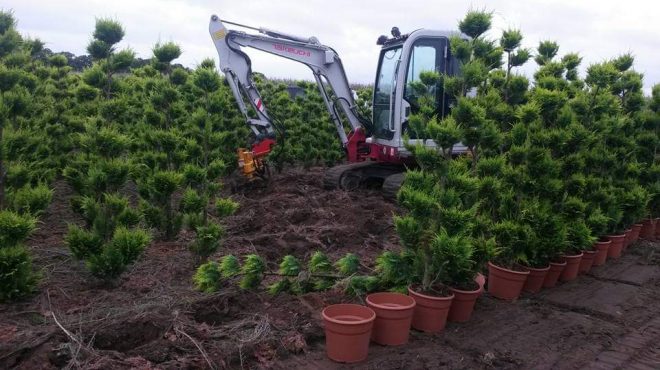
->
[5, 0, 660, 93]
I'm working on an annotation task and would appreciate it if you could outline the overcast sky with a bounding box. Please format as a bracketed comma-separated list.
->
[5, 0, 659, 94]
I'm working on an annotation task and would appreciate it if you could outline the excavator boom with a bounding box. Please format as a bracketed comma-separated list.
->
[209, 15, 368, 148]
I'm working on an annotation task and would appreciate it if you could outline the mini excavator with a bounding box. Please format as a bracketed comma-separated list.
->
[209, 15, 468, 197]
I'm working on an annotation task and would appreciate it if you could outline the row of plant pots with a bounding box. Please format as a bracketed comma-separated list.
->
[322, 275, 486, 363]
[639, 218, 659, 241]
[321, 219, 658, 363]
[488, 220, 655, 300]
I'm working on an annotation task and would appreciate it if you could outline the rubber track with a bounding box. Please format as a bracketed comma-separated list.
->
[322, 162, 376, 190]
[382, 172, 405, 199]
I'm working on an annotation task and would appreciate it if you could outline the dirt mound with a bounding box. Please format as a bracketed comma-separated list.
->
[223, 166, 399, 262]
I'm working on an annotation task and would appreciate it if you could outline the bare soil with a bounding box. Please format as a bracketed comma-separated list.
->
[1, 167, 659, 369]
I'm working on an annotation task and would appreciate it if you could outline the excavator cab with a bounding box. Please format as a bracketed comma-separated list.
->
[371, 28, 466, 160]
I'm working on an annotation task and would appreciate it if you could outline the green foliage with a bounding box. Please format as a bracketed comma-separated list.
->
[85, 227, 151, 281]
[190, 223, 224, 260]
[0, 211, 36, 248]
[0, 246, 39, 302]
[108, 227, 151, 263]
[345, 275, 380, 296]
[193, 67, 221, 93]
[65, 224, 103, 260]
[180, 188, 206, 214]
[0, 10, 17, 35]
[87, 40, 111, 60]
[219, 255, 241, 278]
[0, 9, 656, 300]
[216, 198, 239, 218]
[335, 253, 359, 276]
[429, 230, 475, 288]
[9, 184, 53, 216]
[193, 261, 221, 293]
[108, 49, 135, 72]
[500, 29, 523, 51]
[153, 42, 182, 65]
[239, 254, 265, 289]
[375, 251, 414, 291]
[458, 10, 492, 39]
[535, 40, 559, 65]
[92, 18, 125, 46]
[196, 251, 365, 295]
[85, 245, 126, 280]
[139, 171, 183, 240]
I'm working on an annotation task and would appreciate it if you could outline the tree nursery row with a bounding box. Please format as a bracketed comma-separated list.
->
[0, 8, 658, 366]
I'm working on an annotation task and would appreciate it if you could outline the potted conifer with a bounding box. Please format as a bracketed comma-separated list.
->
[581, 208, 609, 273]
[559, 197, 592, 281]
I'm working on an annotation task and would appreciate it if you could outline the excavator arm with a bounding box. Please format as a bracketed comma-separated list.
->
[208, 15, 370, 178]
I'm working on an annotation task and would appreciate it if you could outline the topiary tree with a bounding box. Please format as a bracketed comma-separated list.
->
[64, 192, 149, 282]
[534, 40, 559, 66]
[152, 41, 182, 75]
[84, 227, 151, 281]
[139, 170, 183, 240]
[85, 18, 134, 99]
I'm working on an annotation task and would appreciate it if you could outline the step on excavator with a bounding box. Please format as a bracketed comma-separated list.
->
[209, 15, 468, 197]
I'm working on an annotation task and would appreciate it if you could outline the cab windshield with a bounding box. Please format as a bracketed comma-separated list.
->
[372, 46, 402, 140]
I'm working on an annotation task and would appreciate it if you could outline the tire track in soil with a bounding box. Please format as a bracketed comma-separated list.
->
[585, 316, 660, 369]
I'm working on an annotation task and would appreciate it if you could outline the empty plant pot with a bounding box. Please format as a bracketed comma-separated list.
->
[592, 240, 611, 266]
[366, 292, 415, 346]
[579, 250, 597, 274]
[640, 219, 656, 240]
[322, 304, 375, 363]
[407, 287, 454, 333]
[631, 223, 642, 243]
[560, 252, 583, 282]
[487, 262, 529, 300]
[607, 234, 625, 259]
[448, 283, 481, 322]
[522, 265, 550, 293]
[543, 260, 566, 288]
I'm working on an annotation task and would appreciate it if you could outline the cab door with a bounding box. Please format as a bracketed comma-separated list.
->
[398, 36, 450, 141]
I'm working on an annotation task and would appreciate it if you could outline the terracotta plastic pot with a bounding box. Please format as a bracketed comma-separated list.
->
[631, 223, 642, 243]
[448, 284, 481, 323]
[640, 219, 656, 240]
[560, 252, 583, 282]
[522, 265, 550, 293]
[607, 234, 625, 259]
[623, 229, 632, 250]
[366, 292, 415, 346]
[322, 304, 375, 363]
[407, 287, 454, 333]
[542, 260, 566, 288]
[475, 273, 486, 292]
[579, 250, 597, 274]
[487, 262, 529, 300]
[592, 240, 611, 266]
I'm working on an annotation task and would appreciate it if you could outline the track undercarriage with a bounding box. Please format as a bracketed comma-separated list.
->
[323, 162, 406, 199]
